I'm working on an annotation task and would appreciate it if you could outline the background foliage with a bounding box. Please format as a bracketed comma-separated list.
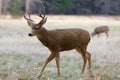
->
[1, 0, 120, 17]
[9, 0, 23, 18]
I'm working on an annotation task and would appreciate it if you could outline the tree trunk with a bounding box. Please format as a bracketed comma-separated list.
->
[0, 0, 1, 17]
[26, 0, 31, 12]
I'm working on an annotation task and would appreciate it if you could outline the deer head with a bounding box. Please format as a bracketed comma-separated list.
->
[24, 12, 47, 36]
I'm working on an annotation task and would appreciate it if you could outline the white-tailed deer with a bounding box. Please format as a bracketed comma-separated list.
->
[91, 26, 109, 37]
[24, 13, 92, 78]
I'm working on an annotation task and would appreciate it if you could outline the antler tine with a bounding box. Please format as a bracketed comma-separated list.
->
[24, 11, 33, 21]
[24, 13, 29, 20]
[38, 14, 45, 19]
[38, 0, 46, 19]
[24, 11, 36, 26]
[25, 11, 30, 18]
[27, 12, 31, 18]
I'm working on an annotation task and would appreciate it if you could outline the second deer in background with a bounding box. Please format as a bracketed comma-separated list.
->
[91, 26, 109, 37]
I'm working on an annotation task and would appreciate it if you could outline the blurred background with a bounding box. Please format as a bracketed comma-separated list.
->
[1, 0, 120, 18]
[0, 0, 120, 80]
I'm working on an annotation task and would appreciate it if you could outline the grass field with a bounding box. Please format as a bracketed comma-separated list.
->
[0, 15, 120, 80]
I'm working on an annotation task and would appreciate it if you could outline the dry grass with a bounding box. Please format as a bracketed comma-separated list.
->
[0, 15, 120, 80]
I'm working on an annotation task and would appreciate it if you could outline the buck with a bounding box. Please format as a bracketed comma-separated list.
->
[91, 26, 109, 37]
[24, 13, 92, 77]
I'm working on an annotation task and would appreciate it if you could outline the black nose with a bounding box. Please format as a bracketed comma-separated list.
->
[28, 33, 33, 36]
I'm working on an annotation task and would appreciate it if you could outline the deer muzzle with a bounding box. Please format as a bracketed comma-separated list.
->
[28, 33, 34, 36]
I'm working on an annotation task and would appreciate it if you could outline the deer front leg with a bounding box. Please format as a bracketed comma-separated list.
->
[37, 52, 56, 78]
[55, 53, 60, 77]
[82, 54, 87, 73]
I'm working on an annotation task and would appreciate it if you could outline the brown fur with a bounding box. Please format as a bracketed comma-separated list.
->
[92, 26, 109, 37]
[24, 13, 92, 77]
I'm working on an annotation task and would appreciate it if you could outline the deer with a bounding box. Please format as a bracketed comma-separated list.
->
[24, 12, 92, 78]
[91, 26, 109, 37]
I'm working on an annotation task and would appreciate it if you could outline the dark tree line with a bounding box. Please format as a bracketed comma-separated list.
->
[21, 0, 120, 15]
[0, 0, 120, 18]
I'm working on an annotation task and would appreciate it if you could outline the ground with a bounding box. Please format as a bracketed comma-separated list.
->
[0, 15, 120, 80]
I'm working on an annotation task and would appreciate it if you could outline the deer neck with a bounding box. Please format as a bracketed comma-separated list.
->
[36, 27, 49, 46]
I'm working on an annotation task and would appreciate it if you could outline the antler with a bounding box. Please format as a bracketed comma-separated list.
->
[38, 1, 46, 20]
[38, 14, 45, 19]
[24, 1, 47, 28]
[24, 12, 33, 21]
[24, 12, 36, 27]
[37, 9, 47, 25]
[37, 13, 47, 26]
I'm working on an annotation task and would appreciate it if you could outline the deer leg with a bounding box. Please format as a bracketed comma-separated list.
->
[86, 51, 94, 77]
[55, 53, 60, 77]
[37, 52, 56, 78]
[105, 32, 109, 37]
[86, 52, 91, 69]
[75, 47, 87, 73]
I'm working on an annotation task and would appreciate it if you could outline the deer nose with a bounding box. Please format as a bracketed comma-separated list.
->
[28, 33, 33, 36]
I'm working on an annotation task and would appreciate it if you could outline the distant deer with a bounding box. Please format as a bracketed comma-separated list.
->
[91, 26, 109, 37]
[24, 13, 92, 78]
